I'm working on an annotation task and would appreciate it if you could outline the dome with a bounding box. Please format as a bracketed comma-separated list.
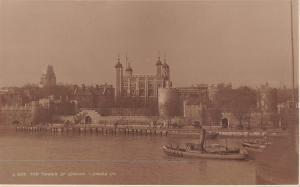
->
[115, 63, 123, 68]
[125, 66, 132, 72]
[125, 62, 133, 72]
[115, 56, 123, 68]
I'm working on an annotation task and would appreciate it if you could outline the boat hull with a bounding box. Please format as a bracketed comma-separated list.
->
[162, 146, 248, 160]
[242, 144, 266, 159]
[242, 142, 267, 149]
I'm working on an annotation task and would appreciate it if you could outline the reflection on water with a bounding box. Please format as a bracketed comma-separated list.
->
[0, 130, 295, 184]
[255, 132, 298, 184]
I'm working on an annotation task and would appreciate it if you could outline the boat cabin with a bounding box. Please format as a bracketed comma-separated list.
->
[185, 143, 202, 151]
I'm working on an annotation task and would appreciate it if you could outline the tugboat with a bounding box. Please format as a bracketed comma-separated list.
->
[162, 126, 248, 160]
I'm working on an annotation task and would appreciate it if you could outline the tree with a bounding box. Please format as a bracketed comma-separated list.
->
[230, 86, 257, 129]
[214, 83, 235, 110]
[277, 87, 292, 104]
[209, 83, 234, 125]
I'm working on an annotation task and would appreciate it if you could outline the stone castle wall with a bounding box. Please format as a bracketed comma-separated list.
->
[0, 105, 33, 126]
[222, 112, 280, 129]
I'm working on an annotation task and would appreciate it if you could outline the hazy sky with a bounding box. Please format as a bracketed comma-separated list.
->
[0, 0, 298, 88]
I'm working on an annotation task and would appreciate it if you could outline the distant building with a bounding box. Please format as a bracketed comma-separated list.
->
[0, 89, 24, 106]
[183, 100, 206, 124]
[40, 65, 56, 88]
[257, 82, 278, 113]
[175, 85, 210, 115]
[176, 85, 209, 103]
[208, 84, 217, 103]
[72, 84, 114, 109]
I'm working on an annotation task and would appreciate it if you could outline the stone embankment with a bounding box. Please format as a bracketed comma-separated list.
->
[13, 124, 287, 138]
[15, 125, 169, 137]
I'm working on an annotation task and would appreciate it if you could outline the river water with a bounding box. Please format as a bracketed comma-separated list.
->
[0, 130, 296, 185]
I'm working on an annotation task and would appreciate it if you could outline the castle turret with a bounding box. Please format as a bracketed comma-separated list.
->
[161, 56, 170, 88]
[115, 55, 123, 98]
[125, 58, 133, 77]
[162, 57, 170, 79]
[156, 55, 162, 78]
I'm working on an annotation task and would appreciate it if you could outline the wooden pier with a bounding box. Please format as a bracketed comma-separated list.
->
[15, 126, 169, 137]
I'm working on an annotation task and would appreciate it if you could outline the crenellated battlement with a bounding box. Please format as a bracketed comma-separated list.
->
[0, 105, 33, 111]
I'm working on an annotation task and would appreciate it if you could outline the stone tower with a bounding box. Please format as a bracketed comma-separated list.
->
[257, 83, 278, 113]
[124, 56, 133, 77]
[115, 55, 123, 98]
[162, 56, 170, 87]
[156, 55, 162, 78]
[40, 65, 56, 88]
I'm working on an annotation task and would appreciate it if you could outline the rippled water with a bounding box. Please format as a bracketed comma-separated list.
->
[0, 130, 295, 184]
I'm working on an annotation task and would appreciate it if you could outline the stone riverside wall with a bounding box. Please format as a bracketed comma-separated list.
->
[222, 112, 280, 129]
[0, 102, 51, 126]
[0, 105, 33, 126]
[56, 109, 192, 127]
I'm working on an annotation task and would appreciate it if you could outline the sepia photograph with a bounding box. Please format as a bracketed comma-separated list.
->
[0, 0, 298, 185]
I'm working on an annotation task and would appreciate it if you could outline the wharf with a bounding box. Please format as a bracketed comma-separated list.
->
[15, 125, 169, 136]
[14, 125, 287, 138]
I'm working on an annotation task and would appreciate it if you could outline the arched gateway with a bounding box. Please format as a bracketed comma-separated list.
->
[84, 116, 92, 124]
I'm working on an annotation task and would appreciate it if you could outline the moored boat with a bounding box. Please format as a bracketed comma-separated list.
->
[242, 142, 267, 149]
[163, 126, 248, 160]
[207, 131, 219, 139]
[162, 145, 248, 160]
[241, 138, 271, 159]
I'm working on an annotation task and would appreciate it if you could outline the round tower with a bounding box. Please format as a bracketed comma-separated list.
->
[158, 88, 180, 117]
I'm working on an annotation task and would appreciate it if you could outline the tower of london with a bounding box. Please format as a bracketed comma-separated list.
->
[115, 55, 172, 102]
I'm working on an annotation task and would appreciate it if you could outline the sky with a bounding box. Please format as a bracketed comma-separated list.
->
[0, 0, 298, 88]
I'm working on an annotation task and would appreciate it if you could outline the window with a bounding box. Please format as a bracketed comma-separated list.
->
[148, 82, 153, 89]
[131, 89, 136, 96]
[139, 89, 145, 96]
[122, 88, 127, 96]
[148, 89, 154, 97]
[139, 81, 145, 88]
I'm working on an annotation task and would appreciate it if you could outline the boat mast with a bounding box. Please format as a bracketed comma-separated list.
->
[290, 0, 296, 106]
